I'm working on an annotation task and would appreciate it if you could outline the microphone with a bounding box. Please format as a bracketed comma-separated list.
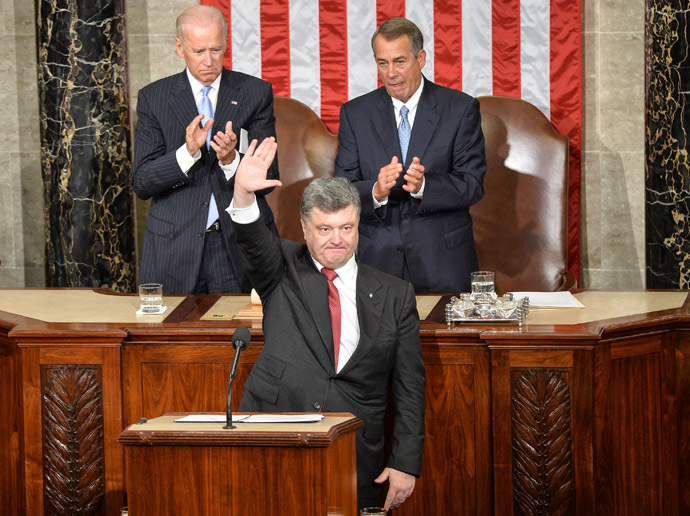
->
[224, 327, 251, 429]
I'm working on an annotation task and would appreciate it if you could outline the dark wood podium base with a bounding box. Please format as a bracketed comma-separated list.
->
[119, 413, 362, 516]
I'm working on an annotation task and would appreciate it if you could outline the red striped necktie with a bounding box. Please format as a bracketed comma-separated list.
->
[321, 268, 341, 372]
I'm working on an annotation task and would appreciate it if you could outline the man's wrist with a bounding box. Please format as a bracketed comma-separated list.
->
[220, 149, 237, 166]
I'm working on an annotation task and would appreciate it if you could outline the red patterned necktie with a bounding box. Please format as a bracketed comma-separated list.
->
[321, 268, 341, 372]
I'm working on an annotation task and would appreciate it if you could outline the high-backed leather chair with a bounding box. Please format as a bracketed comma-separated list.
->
[473, 95, 575, 292]
[268, 96, 338, 243]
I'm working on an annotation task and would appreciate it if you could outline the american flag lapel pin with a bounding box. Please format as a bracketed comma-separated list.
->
[231, 100, 238, 105]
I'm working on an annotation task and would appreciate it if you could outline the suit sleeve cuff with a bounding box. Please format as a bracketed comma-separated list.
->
[410, 177, 425, 199]
[176, 144, 200, 175]
[227, 197, 261, 224]
[219, 151, 240, 181]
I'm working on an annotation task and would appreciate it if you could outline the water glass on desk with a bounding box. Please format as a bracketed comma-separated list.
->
[470, 271, 496, 304]
[139, 283, 163, 313]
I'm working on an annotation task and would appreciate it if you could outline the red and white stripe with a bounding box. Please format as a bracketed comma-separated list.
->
[204, 0, 582, 280]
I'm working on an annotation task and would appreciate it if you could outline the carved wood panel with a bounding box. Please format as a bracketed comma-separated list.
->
[42, 365, 105, 516]
[511, 368, 574, 516]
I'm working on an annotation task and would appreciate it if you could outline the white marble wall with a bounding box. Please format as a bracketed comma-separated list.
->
[0, 0, 43, 286]
[581, 0, 646, 288]
[0, 0, 647, 290]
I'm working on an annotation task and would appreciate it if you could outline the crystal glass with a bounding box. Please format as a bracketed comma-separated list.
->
[495, 293, 517, 318]
[139, 283, 163, 313]
[470, 271, 496, 304]
[450, 293, 475, 318]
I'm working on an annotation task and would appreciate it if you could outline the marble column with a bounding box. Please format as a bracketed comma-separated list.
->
[645, 1, 690, 288]
[37, 0, 134, 292]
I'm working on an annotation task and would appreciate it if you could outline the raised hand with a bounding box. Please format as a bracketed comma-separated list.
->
[233, 137, 281, 208]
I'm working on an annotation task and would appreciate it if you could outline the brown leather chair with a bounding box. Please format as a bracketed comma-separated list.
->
[270, 94, 574, 292]
[268, 96, 338, 243]
[473, 95, 575, 292]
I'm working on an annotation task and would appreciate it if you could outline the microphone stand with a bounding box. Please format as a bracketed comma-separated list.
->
[224, 327, 250, 429]
[224, 347, 243, 429]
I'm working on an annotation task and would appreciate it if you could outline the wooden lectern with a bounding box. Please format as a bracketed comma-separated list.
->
[118, 413, 362, 516]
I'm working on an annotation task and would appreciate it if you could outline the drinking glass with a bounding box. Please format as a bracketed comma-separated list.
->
[360, 508, 387, 515]
[470, 271, 495, 304]
[139, 283, 163, 313]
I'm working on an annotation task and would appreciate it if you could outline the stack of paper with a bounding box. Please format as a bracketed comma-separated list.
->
[509, 291, 584, 309]
[175, 414, 325, 423]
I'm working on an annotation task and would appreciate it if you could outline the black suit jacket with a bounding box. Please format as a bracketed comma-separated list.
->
[132, 68, 278, 294]
[234, 217, 425, 506]
[335, 77, 487, 293]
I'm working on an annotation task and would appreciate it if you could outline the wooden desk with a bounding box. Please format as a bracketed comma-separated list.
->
[1, 288, 689, 516]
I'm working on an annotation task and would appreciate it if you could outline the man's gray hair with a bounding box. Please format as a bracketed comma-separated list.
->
[301, 178, 361, 221]
[371, 17, 424, 57]
[176, 5, 228, 44]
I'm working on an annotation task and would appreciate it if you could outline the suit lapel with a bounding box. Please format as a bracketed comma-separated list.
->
[372, 88, 401, 161]
[295, 252, 337, 370]
[405, 77, 440, 167]
[169, 72, 199, 135]
[214, 69, 241, 140]
[338, 266, 385, 374]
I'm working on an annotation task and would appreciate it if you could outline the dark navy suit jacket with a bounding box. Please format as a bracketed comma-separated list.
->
[132, 68, 278, 294]
[335, 77, 486, 294]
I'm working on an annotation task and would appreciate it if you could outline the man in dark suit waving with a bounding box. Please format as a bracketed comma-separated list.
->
[335, 17, 487, 294]
[228, 137, 425, 512]
[132, 5, 278, 294]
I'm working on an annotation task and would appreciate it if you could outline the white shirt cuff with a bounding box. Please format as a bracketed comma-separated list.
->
[411, 178, 425, 199]
[227, 197, 261, 224]
[176, 144, 200, 175]
[220, 151, 240, 181]
[372, 184, 388, 208]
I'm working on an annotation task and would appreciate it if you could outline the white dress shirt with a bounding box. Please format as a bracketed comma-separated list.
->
[176, 69, 240, 180]
[312, 255, 360, 373]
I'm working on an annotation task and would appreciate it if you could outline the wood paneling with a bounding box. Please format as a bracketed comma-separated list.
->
[2, 293, 689, 515]
[676, 330, 690, 515]
[399, 345, 491, 516]
[0, 333, 23, 515]
[120, 416, 360, 515]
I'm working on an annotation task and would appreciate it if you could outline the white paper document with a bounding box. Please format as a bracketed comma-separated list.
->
[175, 414, 325, 423]
[175, 414, 243, 423]
[509, 291, 584, 309]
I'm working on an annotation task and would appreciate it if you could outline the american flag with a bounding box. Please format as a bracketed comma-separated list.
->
[204, 0, 581, 280]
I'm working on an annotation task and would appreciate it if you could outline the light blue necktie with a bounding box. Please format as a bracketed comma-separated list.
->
[398, 105, 411, 164]
[199, 86, 219, 228]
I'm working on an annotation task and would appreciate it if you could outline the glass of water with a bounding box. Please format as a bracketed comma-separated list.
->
[139, 283, 163, 313]
[470, 271, 496, 304]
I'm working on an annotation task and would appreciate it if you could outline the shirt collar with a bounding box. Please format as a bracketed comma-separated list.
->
[391, 76, 424, 115]
[312, 254, 358, 282]
[185, 68, 221, 96]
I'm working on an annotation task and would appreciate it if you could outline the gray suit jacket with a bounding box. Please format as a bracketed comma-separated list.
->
[234, 217, 425, 506]
[335, 77, 486, 294]
[133, 68, 278, 294]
